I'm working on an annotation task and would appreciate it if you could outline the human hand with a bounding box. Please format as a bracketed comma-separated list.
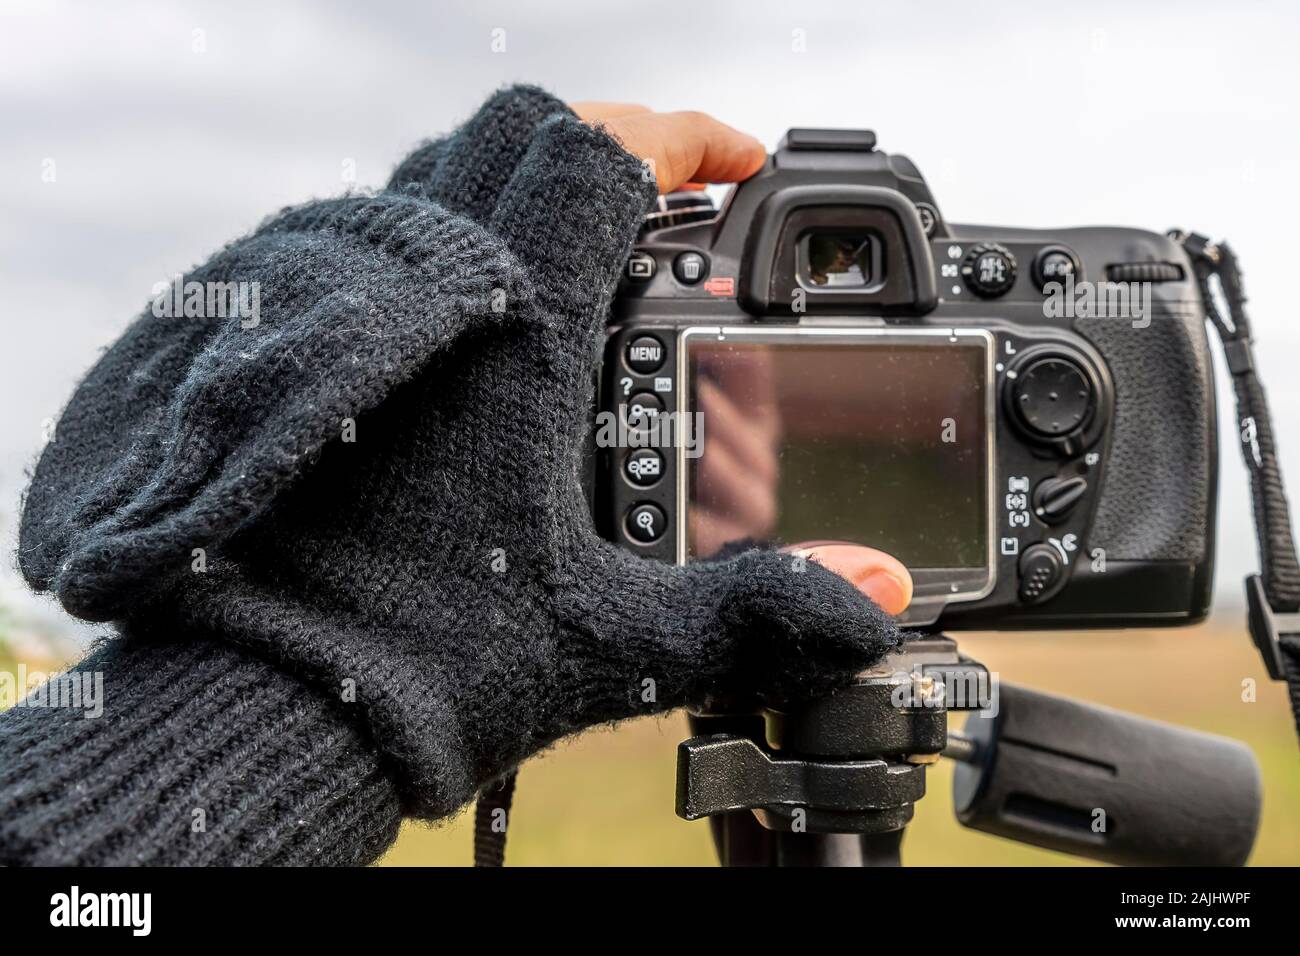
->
[571, 101, 767, 194]
[26, 87, 912, 828]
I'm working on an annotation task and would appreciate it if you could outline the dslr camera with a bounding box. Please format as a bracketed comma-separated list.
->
[595, 128, 1215, 630]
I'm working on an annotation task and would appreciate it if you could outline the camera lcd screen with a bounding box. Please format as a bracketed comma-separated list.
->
[684, 334, 989, 570]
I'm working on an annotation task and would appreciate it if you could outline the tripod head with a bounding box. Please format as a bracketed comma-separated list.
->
[677, 636, 1262, 867]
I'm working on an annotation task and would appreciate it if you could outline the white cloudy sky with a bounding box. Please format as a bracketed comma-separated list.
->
[3, 0, 1299, 643]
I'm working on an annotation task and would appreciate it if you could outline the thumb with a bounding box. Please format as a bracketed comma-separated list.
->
[566, 543, 906, 712]
[783, 542, 913, 616]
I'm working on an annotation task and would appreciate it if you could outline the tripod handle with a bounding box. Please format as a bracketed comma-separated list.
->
[951, 683, 1262, 866]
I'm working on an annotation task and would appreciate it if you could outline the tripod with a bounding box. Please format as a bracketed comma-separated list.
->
[677, 636, 1262, 867]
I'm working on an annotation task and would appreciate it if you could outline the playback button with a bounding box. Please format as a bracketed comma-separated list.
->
[626, 503, 667, 544]
[626, 251, 656, 282]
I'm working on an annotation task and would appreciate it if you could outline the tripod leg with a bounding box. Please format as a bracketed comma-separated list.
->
[768, 830, 904, 866]
[688, 711, 780, 866]
[710, 811, 778, 866]
[859, 829, 903, 866]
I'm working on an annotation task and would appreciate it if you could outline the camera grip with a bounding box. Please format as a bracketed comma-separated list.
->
[1075, 308, 1215, 562]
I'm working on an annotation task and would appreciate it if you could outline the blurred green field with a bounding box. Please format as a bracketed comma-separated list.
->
[380, 621, 1300, 866]
[2, 618, 1296, 866]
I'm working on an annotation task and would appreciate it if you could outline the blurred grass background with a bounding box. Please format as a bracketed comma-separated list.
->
[380, 620, 1300, 866]
[2, 614, 1296, 865]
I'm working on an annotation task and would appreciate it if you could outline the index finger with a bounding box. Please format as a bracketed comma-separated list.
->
[569, 102, 651, 123]
[600, 110, 766, 194]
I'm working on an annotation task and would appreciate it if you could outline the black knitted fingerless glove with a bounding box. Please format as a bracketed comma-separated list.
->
[8, 86, 899, 858]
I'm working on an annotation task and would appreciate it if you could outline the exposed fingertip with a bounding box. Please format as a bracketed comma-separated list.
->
[796, 543, 913, 615]
[858, 569, 912, 616]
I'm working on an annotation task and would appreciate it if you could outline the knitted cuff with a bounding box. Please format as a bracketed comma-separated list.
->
[386, 84, 572, 220]
[0, 634, 402, 866]
[489, 112, 657, 321]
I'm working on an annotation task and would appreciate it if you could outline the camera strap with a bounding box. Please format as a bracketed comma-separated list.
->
[472, 769, 517, 866]
[1176, 230, 1300, 742]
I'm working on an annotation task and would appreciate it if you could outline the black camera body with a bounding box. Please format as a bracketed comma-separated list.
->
[595, 129, 1217, 630]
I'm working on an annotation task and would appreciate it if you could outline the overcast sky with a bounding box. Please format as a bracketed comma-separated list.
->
[3, 0, 1299, 643]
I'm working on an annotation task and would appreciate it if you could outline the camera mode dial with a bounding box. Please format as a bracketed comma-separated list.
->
[961, 243, 1017, 298]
